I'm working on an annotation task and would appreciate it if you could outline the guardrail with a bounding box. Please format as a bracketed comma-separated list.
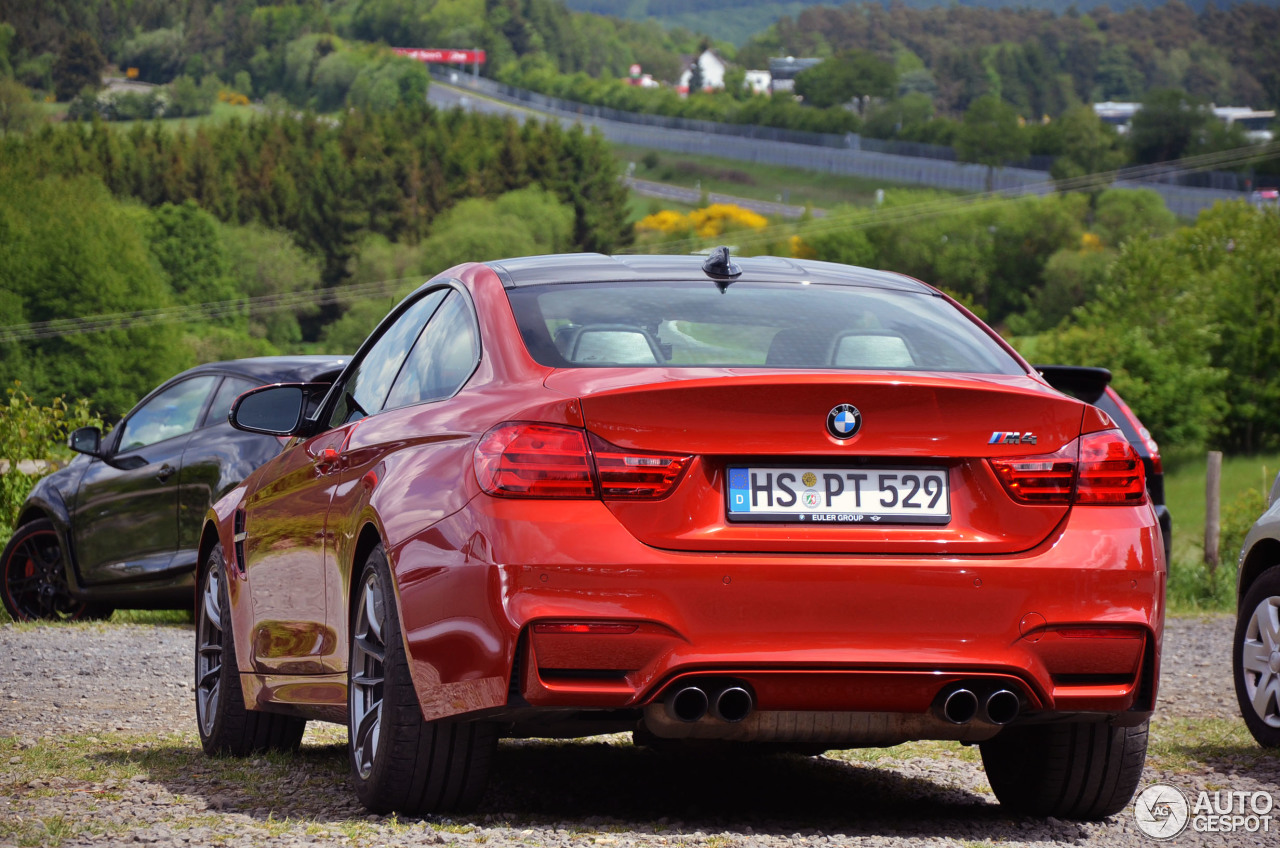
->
[433, 71, 1248, 217]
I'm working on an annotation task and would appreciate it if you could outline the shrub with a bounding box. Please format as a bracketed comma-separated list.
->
[0, 384, 101, 538]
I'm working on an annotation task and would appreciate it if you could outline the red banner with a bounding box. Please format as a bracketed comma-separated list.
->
[394, 48, 486, 64]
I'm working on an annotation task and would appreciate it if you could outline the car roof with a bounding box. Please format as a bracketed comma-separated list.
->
[486, 253, 938, 295]
[173, 355, 351, 384]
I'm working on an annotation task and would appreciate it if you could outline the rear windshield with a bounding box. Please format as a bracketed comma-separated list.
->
[506, 281, 1024, 375]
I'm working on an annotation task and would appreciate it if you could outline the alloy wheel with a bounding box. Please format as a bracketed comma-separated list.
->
[1241, 593, 1280, 729]
[350, 569, 387, 779]
[196, 565, 224, 736]
[2, 525, 85, 621]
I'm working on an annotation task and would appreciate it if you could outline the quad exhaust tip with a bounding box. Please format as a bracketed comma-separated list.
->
[936, 685, 1021, 725]
[664, 682, 755, 724]
[667, 686, 710, 723]
[712, 686, 753, 723]
[940, 688, 980, 724]
[984, 689, 1020, 725]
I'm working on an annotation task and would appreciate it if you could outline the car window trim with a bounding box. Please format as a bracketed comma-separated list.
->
[113, 374, 221, 456]
[383, 287, 484, 413]
[314, 281, 482, 429]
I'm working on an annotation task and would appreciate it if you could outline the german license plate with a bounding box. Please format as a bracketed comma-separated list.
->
[726, 466, 950, 524]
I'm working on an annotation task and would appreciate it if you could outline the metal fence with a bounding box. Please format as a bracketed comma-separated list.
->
[435, 72, 1247, 218]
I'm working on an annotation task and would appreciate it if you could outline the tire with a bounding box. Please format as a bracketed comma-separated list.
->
[195, 544, 305, 755]
[1, 518, 112, 622]
[1234, 565, 1280, 747]
[980, 720, 1149, 819]
[348, 544, 497, 815]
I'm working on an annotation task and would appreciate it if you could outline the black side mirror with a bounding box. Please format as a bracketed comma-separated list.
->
[68, 426, 103, 457]
[230, 384, 308, 436]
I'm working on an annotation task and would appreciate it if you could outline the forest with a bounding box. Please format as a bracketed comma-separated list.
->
[0, 0, 1278, 458]
[562, 0, 1275, 45]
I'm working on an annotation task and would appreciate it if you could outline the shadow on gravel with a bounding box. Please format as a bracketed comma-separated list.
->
[96, 737, 1093, 842]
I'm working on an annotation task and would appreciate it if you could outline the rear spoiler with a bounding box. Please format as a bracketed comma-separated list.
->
[1034, 365, 1112, 405]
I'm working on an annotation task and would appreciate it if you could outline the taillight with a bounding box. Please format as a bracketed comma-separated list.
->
[989, 440, 1077, 504]
[990, 429, 1145, 506]
[1075, 430, 1146, 504]
[474, 423, 596, 498]
[475, 423, 691, 500]
[589, 434, 691, 499]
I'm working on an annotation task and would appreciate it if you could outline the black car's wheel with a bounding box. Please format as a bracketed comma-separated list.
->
[1234, 566, 1280, 747]
[196, 544, 305, 755]
[1, 518, 112, 622]
[348, 544, 497, 815]
[980, 719, 1149, 819]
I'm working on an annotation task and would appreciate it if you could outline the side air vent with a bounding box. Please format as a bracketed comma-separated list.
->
[233, 509, 247, 573]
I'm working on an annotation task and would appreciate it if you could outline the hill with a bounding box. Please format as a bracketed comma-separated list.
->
[564, 0, 1280, 45]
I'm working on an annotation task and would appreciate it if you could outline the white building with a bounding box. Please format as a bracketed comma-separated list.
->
[677, 50, 727, 95]
[743, 70, 771, 96]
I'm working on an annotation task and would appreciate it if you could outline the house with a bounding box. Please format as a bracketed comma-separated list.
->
[677, 50, 727, 95]
[743, 70, 771, 96]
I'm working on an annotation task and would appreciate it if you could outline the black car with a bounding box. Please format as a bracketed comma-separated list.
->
[1, 356, 349, 621]
[1037, 365, 1172, 561]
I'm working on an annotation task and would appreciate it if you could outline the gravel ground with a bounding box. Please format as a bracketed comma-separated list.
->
[1, 615, 1277, 848]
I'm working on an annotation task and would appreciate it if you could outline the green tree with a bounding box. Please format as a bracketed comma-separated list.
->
[1036, 224, 1229, 450]
[1048, 105, 1128, 195]
[52, 30, 105, 102]
[794, 50, 897, 109]
[0, 170, 190, 417]
[1128, 88, 1210, 165]
[1092, 189, 1177, 248]
[955, 95, 1030, 191]
[0, 79, 40, 135]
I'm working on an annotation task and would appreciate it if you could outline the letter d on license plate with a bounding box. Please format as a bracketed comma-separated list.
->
[726, 466, 951, 524]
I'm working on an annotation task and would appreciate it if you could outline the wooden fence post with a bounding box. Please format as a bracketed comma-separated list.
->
[1205, 450, 1222, 573]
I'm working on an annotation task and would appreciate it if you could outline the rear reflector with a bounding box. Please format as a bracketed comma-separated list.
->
[475, 423, 691, 500]
[533, 622, 639, 635]
[990, 429, 1145, 506]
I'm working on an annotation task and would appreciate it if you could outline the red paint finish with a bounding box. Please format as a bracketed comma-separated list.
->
[205, 254, 1165, 745]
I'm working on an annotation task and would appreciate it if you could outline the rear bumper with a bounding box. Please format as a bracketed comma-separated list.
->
[393, 497, 1164, 734]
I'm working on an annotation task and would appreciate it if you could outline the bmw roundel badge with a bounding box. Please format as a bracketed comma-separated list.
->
[827, 404, 862, 439]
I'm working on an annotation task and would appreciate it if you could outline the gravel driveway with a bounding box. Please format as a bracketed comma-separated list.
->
[1, 615, 1276, 847]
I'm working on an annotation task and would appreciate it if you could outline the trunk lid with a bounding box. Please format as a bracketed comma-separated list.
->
[547, 368, 1088, 555]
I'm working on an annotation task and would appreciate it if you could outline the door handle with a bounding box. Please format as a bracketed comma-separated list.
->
[155, 463, 176, 483]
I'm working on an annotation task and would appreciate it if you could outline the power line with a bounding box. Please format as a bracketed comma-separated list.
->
[621, 140, 1280, 255]
[0, 277, 418, 345]
[2, 142, 1277, 344]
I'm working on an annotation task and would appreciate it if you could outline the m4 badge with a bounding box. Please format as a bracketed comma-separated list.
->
[989, 431, 1038, 445]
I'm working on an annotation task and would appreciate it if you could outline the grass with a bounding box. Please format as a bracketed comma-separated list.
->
[5, 715, 1272, 846]
[1162, 450, 1279, 612]
[613, 143, 961, 212]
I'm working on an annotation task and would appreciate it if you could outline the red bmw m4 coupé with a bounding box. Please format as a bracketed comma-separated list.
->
[195, 250, 1164, 819]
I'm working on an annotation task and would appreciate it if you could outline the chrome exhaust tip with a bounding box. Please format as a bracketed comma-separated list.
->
[711, 686, 753, 723]
[666, 686, 710, 723]
[940, 688, 979, 725]
[983, 689, 1020, 725]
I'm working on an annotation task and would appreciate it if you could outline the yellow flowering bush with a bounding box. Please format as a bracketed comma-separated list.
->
[637, 204, 769, 240]
[689, 204, 768, 238]
[636, 209, 690, 235]
[789, 235, 817, 259]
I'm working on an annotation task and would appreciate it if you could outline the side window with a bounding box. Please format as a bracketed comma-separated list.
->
[116, 376, 219, 452]
[329, 289, 448, 428]
[204, 377, 257, 428]
[384, 290, 479, 410]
